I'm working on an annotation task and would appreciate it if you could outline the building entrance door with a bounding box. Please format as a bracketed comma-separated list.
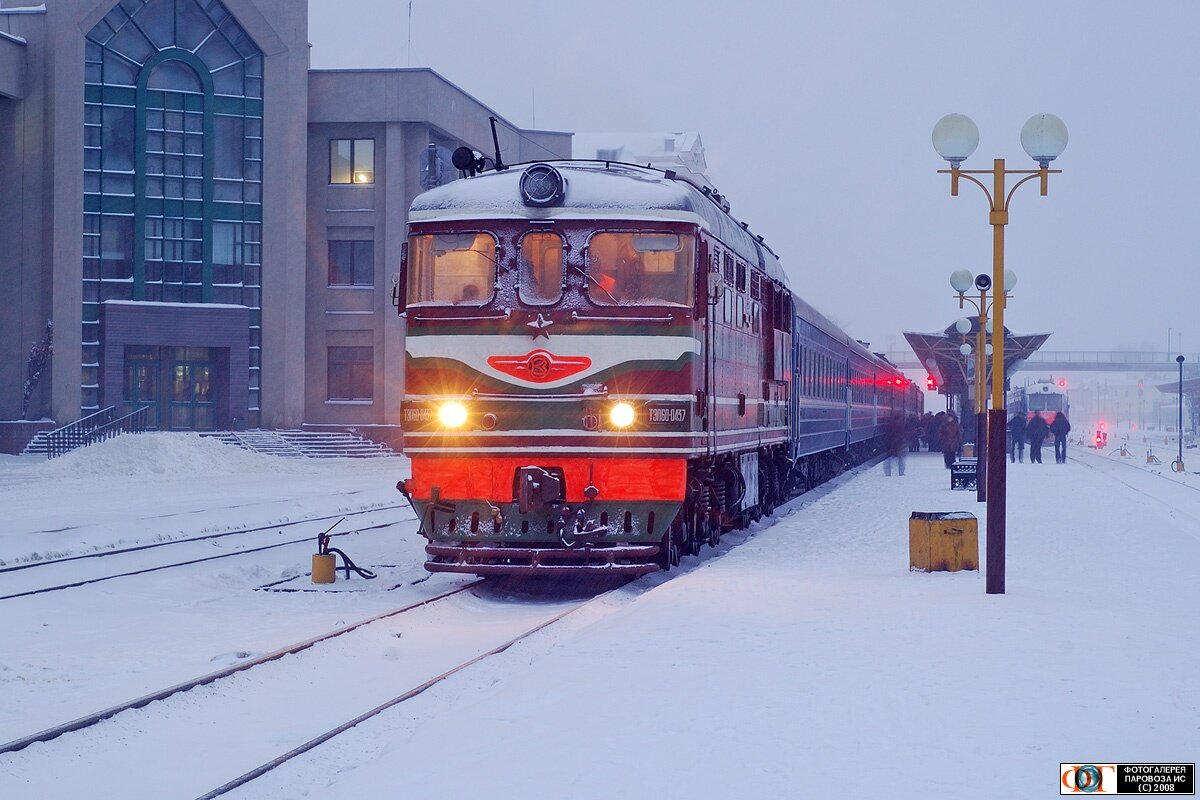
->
[168, 347, 215, 431]
[123, 348, 161, 429]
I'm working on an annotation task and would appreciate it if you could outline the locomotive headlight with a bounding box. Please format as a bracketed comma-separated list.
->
[438, 401, 469, 428]
[610, 402, 636, 429]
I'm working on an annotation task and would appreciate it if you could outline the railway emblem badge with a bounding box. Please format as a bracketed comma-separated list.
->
[487, 350, 592, 384]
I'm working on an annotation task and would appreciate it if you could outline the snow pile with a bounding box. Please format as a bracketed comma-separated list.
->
[32, 432, 316, 479]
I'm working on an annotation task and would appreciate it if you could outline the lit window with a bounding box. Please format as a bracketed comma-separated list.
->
[518, 232, 563, 305]
[407, 232, 497, 306]
[330, 139, 375, 184]
[585, 232, 694, 308]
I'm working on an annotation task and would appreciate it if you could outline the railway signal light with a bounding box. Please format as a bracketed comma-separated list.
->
[1058, 378, 1066, 388]
[926, 375, 938, 391]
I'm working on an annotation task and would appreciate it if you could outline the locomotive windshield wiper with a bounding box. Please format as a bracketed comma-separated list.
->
[572, 265, 618, 304]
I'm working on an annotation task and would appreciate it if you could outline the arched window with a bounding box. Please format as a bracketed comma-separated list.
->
[83, 0, 263, 418]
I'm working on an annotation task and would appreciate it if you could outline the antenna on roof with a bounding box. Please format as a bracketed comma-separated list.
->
[488, 116, 506, 171]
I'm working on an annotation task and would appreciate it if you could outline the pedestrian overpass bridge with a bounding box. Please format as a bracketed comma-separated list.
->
[884, 351, 1200, 374]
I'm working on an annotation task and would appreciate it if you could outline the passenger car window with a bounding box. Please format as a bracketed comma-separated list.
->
[407, 232, 497, 306]
[586, 232, 694, 307]
[518, 231, 564, 305]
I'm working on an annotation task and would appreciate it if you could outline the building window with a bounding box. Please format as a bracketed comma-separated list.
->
[328, 240, 375, 286]
[330, 139, 375, 184]
[328, 347, 374, 401]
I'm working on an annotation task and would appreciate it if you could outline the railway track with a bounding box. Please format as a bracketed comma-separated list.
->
[0, 503, 409, 575]
[193, 581, 623, 800]
[0, 576, 631, 800]
[0, 506, 413, 602]
[0, 579, 484, 754]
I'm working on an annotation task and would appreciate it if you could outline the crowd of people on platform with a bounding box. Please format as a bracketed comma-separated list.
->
[881, 409, 1073, 477]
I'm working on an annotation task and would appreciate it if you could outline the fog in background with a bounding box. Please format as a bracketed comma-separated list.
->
[309, 0, 1200, 359]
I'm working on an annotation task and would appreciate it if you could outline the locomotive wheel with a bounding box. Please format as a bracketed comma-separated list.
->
[707, 513, 721, 547]
[659, 524, 680, 570]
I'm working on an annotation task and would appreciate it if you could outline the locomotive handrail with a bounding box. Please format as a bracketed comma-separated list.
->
[470, 389, 610, 401]
[408, 309, 512, 322]
[570, 311, 675, 323]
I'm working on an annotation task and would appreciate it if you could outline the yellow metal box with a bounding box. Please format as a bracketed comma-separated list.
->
[909, 512, 979, 572]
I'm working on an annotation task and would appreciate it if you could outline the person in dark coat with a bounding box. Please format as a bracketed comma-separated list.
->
[939, 412, 962, 469]
[1026, 412, 1049, 464]
[1008, 412, 1027, 463]
[926, 412, 944, 454]
[1050, 412, 1072, 463]
[883, 414, 908, 476]
[908, 415, 922, 453]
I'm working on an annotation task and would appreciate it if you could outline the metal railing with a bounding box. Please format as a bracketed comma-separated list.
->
[46, 405, 151, 459]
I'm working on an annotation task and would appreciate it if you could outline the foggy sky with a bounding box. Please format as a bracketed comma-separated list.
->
[308, 0, 1200, 359]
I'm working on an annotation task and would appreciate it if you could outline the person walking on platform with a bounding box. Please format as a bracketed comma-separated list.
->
[1008, 411, 1027, 463]
[1050, 411, 1072, 464]
[1027, 412, 1049, 464]
[939, 412, 962, 469]
[883, 414, 908, 476]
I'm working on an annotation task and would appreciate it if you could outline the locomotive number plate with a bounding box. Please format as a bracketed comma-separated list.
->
[648, 405, 688, 425]
[403, 406, 433, 424]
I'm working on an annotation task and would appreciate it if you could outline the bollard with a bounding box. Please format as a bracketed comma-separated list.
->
[311, 553, 336, 584]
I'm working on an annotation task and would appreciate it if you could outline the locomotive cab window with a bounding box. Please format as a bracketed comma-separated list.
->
[518, 231, 564, 305]
[407, 232, 497, 306]
[586, 232, 694, 307]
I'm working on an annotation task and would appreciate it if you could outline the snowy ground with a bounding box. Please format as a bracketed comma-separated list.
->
[1, 433, 1197, 799]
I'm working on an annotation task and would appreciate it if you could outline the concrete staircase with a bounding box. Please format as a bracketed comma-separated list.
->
[23, 428, 397, 459]
[20, 431, 50, 456]
[204, 429, 396, 459]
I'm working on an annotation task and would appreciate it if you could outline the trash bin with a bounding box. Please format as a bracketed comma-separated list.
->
[909, 512, 979, 572]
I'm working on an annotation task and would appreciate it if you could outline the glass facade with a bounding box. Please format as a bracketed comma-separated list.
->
[84, 0, 263, 423]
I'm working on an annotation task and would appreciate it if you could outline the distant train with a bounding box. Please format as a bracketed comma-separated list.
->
[1007, 380, 1070, 421]
[395, 158, 922, 576]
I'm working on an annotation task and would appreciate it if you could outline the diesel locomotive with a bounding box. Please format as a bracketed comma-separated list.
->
[394, 158, 920, 576]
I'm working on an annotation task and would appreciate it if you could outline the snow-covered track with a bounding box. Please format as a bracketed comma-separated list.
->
[193, 580, 627, 800]
[0, 579, 484, 755]
[0, 504, 409, 576]
[0, 510, 412, 602]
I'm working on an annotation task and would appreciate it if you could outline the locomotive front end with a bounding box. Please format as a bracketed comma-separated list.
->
[398, 163, 705, 575]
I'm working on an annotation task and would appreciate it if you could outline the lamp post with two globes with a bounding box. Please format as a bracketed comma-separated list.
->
[932, 112, 1067, 595]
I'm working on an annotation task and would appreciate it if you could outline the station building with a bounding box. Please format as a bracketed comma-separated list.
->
[0, 0, 570, 450]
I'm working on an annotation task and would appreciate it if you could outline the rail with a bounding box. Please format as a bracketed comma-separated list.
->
[47, 405, 150, 459]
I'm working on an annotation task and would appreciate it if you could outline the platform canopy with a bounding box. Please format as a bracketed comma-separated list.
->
[904, 320, 1051, 396]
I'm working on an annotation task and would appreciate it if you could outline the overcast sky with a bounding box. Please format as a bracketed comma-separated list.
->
[308, 0, 1200, 360]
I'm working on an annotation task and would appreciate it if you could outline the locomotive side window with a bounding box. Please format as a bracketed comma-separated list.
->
[586, 232, 694, 307]
[407, 232, 497, 306]
[518, 231, 564, 305]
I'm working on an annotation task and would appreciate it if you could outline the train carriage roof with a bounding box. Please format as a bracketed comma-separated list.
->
[410, 161, 787, 286]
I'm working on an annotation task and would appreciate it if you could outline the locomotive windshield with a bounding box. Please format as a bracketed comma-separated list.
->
[407, 232, 497, 306]
[586, 232, 694, 307]
[518, 231, 564, 305]
[1028, 393, 1064, 413]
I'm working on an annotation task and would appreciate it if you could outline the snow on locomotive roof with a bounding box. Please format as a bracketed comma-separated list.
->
[409, 161, 787, 286]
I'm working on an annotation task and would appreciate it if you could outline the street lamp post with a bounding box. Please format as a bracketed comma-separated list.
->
[1174, 355, 1186, 472]
[933, 112, 1067, 595]
[951, 270, 1012, 503]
